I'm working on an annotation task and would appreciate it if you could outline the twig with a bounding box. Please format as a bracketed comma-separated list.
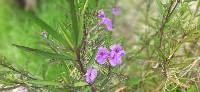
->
[79, 24, 98, 92]
[179, 58, 200, 78]
[76, 49, 85, 74]
[159, 0, 180, 47]
[0, 58, 37, 80]
[158, 0, 181, 78]
[91, 84, 97, 92]
[96, 0, 99, 7]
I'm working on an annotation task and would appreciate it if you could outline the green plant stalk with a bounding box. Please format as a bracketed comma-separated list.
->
[68, 1, 97, 90]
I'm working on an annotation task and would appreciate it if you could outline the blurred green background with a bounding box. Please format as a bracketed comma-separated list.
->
[0, 0, 70, 79]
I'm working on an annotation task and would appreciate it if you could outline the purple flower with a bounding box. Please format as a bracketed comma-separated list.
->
[112, 6, 120, 16]
[95, 47, 109, 64]
[98, 10, 105, 18]
[99, 18, 113, 31]
[109, 52, 123, 66]
[110, 44, 125, 56]
[85, 68, 97, 84]
[97, 9, 113, 30]
[109, 44, 125, 66]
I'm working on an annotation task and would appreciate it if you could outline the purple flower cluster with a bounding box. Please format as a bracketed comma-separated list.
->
[95, 44, 125, 66]
[99, 18, 113, 30]
[85, 44, 125, 84]
[85, 7, 122, 84]
[97, 10, 113, 31]
[97, 7, 120, 31]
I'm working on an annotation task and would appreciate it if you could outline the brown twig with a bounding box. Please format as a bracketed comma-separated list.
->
[76, 49, 85, 74]
[91, 84, 97, 92]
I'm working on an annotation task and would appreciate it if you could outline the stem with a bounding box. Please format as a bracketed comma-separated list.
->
[0, 58, 37, 80]
[158, 0, 180, 78]
[159, 0, 180, 47]
[76, 48, 97, 92]
[69, 0, 97, 91]
[91, 84, 97, 92]
[76, 49, 85, 74]
[96, 0, 99, 7]
[107, 65, 111, 76]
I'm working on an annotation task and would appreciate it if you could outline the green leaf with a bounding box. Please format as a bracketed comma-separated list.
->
[25, 12, 74, 49]
[74, 81, 88, 87]
[47, 88, 69, 92]
[67, 0, 82, 47]
[13, 44, 72, 60]
[126, 77, 140, 86]
[59, 23, 74, 49]
[187, 85, 195, 92]
[81, 0, 89, 15]
[156, 48, 167, 60]
[27, 80, 60, 86]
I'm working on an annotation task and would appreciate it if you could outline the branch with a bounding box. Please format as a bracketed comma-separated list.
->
[0, 57, 37, 80]
[159, 0, 180, 47]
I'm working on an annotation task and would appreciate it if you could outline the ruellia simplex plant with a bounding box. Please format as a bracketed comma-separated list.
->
[1, 0, 200, 91]
[0, 0, 127, 92]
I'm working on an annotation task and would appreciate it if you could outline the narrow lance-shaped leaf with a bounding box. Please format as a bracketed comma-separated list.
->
[27, 80, 61, 86]
[68, 0, 81, 47]
[59, 23, 74, 48]
[13, 44, 73, 61]
[25, 12, 74, 49]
